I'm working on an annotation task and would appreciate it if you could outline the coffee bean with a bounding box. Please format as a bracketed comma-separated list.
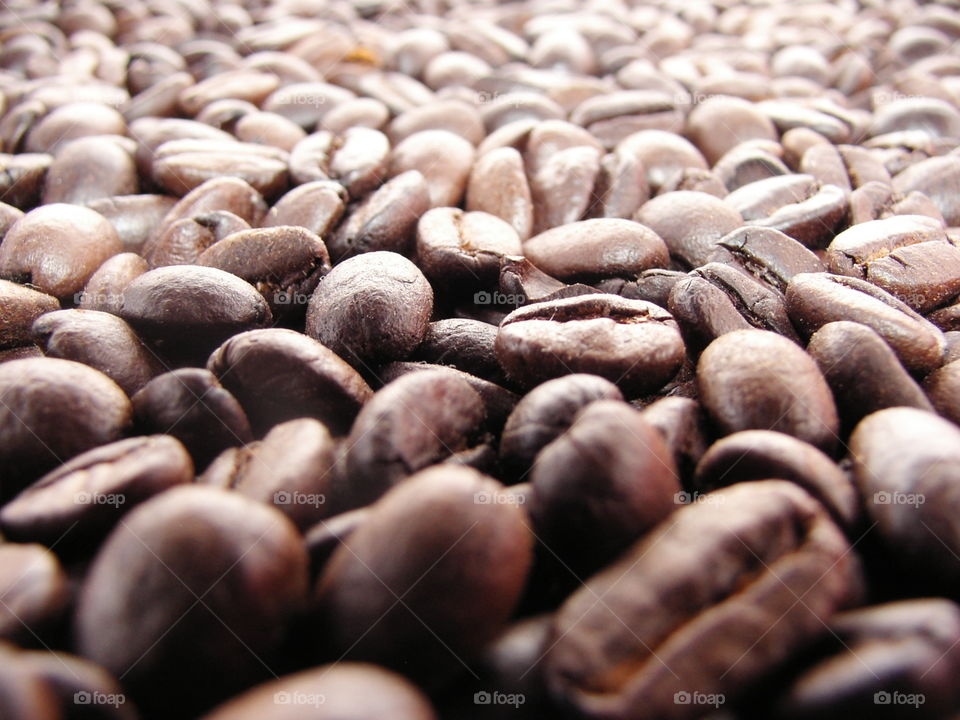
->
[120, 266, 271, 363]
[201, 664, 437, 720]
[151, 177, 266, 243]
[545, 481, 858, 720]
[320, 97, 391, 133]
[0, 280, 59, 349]
[389, 129, 475, 208]
[413, 319, 504, 384]
[31, 309, 163, 396]
[207, 328, 372, 437]
[0, 153, 52, 208]
[531, 145, 601, 232]
[152, 139, 289, 198]
[713, 142, 791, 192]
[687, 96, 779, 165]
[635, 190, 742, 268]
[748, 183, 849, 249]
[305, 251, 433, 367]
[234, 110, 307, 152]
[724, 174, 819, 221]
[132, 368, 253, 469]
[339, 369, 485, 509]
[786, 272, 945, 374]
[850, 407, 960, 586]
[0, 358, 131, 499]
[498, 255, 567, 304]
[570, 91, 682, 148]
[0, 435, 193, 548]
[0, 544, 68, 645]
[75, 485, 308, 716]
[718, 226, 825, 293]
[25, 102, 126, 154]
[496, 294, 685, 395]
[698, 329, 839, 452]
[389, 99, 485, 146]
[0, 204, 121, 300]
[892, 155, 960, 225]
[288, 128, 390, 198]
[313, 466, 532, 681]
[263, 180, 346, 237]
[41, 136, 138, 205]
[179, 70, 280, 116]
[523, 218, 669, 282]
[617, 129, 708, 193]
[87, 194, 178, 255]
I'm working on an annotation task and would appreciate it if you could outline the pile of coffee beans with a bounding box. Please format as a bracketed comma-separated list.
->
[3, 0, 960, 717]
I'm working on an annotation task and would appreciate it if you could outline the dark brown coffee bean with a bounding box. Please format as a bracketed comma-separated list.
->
[304, 507, 369, 575]
[146, 216, 219, 268]
[339, 369, 485, 509]
[77, 253, 147, 315]
[152, 139, 289, 198]
[415, 207, 522, 291]
[25, 102, 126, 154]
[786, 272, 945, 374]
[588, 146, 650, 219]
[695, 430, 858, 527]
[0, 204, 121, 300]
[531, 400, 679, 569]
[0, 435, 192, 548]
[201, 663, 437, 720]
[0, 544, 68, 645]
[0, 280, 58, 349]
[202, 418, 334, 531]
[208, 328, 372, 437]
[617, 129, 708, 193]
[748, 183, 849, 249]
[713, 142, 791, 192]
[389, 99, 484, 146]
[640, 396, 709, 481]
[800, 143, 852, 192]
[698, 329, 839, 452]
[0, 644, 61, 720]
[288, 128, 390, 198]
[313, 466, 532, 681]
[596, 268, 688, 307]
[31, 309, 163, 396]
[87, 194, 178, 255]
[530, 145, 602, 232]
[924, 359, 960, 426]
[151, 177, 266, 243]
[0, 358, 131, 499]
[0, 153, 52, 208]
[498, 255, 566, 304]
[523, 218, 669, 282]
[808, 321, 933, 431]
[851, 407, 960, 586]
[466, 146, 534, 241]
[132, 368, 253, 469]
[892, 155, 960, 225]
[178, 69, 280, 116]
[496, 294, 685, 396]
[120, 265, 271, 362]
[327, 170, 430, 260]
[635, 190, 742, 268]
[545, 481, 858, 720]
[668, 275, 753, 354]
[42, 137, 138, 205]
[724, 174, 819, 221]
[687, 96, 778, 165]
[718, 226, 825, 293]
[389, 129, 475, 208]
[264, 180, 346, 237]
[413, 319, 504, 384]
[305, 251, 433, 367]
[197, 226, 331, 318]
[769, 598, 960, 719]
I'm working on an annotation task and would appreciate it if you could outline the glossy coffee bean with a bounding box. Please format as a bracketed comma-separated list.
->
[0, 280, 58, 349]
[635, 190, 742, 268]
[718, 225, 825, 293]
[413, 319, 504, 384]
[466, 146, 534, 241]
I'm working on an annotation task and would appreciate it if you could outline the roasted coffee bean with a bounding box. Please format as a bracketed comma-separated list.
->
[522, 218, 668, 282]
[145, 216, 218, 268]
[201, 663, 437, 720]
[466, 147, 534, 241]
[305, 251, 433, 367]
[263, 180, 346, 237]
[0, 153, 52, 209]
[202, 418, 334, 531]
[588, 146, 650, 219]
[338, 369, 485, 510]
[767, 598, 960, 720]
[496, 294, 685, 395]
[499, 374, 623, 477]
[32, 309, 163, 396]
[179, 70, 280, 116]
[0, 204, 121, 300]
[530, 145, 602, 232]
[924, 359, 960, 426]
[892, 155, 960, 225]
[724, 174, 820, 221]
[748, 184, 849, 249]
[208, 328, 372, 437]
[78, 252, 148, 315]
[718, 226, 825, 293]
[635, 190, 742, 268]
[25, 102, 126, 155]
[807, 321, 933, 431]
[151, 177, 266, 243]
[197, 225, 331, 318]
[531, 400, 679, 569]
[640, 396, 709, 481]
[326, 170, 430, 260]
[304, 507, 369, 576]
[389, 129, 475, 208]
[415, 207, 522, 291]
[596, 268, 688, 307]
[498, 255, 567, 304]
[413, 319, 504, 384]
[313, 466, 532, 682]
[41, 136, 138, 205]
[234, 110, 307, 152]
[786, 272, 945, 374]
[120, 266, 272, 363]
[0, 544, 68, 645]
[152, 139, 289, 198]
[850, 407, 960, 586]
[87, 194, 178, 255]
[668, 275, 752, 354]
[0, 435, 192, 547]
[617, 129, 708, 193]
[0, 280, 58, 349]
[75, 485, 308, 717]
[0, 358, 131, 499]
[389, 99, 484, 146]
[288, 128, 390, 198]
[713, 142, 791, 192]
[545, 481, 858, 720]
[698, 329, 839, 452]
[687, 96, 779, 165]
[695, 430, 858, 527]
[132, 368, 253, 469]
